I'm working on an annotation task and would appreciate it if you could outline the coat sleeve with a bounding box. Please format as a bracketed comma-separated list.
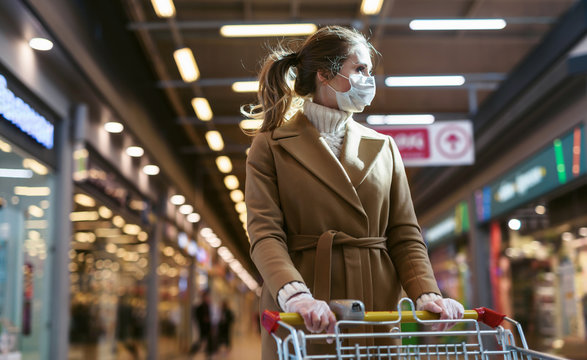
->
[385, 137, 441, 301]
[245, 132, 306, 305]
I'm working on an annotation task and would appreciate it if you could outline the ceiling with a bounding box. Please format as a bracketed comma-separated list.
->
[107, 0, 577, 276]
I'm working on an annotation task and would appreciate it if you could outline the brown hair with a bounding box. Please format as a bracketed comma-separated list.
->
[241, 26, 377, 133]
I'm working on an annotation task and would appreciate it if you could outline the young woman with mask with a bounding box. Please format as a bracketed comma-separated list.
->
[243, 26, 464, 359]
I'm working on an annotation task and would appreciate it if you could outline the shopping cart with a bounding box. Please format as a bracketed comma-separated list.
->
[262, 298, 567, 360]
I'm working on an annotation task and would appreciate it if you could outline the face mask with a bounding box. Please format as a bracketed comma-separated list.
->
[328, 73, 376, 113]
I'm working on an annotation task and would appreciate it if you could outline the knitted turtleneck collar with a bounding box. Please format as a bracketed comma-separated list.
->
[303, 100, 352, 134]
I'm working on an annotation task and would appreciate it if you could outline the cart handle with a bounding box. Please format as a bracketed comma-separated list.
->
[262, 306, 505, 334]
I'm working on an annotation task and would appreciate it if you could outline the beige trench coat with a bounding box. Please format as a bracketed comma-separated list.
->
[245, 111, 441, 359]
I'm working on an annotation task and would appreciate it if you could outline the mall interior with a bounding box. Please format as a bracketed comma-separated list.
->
[1, 0, 587, 359]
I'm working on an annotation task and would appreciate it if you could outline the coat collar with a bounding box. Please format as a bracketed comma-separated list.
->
[273, 112, 386, 215]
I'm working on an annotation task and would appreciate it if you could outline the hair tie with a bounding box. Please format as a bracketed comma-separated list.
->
[284, 52, 299, 66]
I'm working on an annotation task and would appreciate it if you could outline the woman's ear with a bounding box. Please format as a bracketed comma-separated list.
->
[316, 70, 330, 83]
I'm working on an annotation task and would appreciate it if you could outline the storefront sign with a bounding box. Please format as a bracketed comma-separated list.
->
[0, 74, 54, 149]
[475, 125, 586, 222]
[423, 201, 469, 246]
[375, 121, 474, 166]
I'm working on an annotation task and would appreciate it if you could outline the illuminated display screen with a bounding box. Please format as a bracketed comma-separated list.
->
[0, 73, 54, 149]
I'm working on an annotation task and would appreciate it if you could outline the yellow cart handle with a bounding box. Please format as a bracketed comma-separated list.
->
[262, 307, 505, 334]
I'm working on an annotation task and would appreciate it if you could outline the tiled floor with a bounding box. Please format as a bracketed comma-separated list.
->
[174, 332, 262, 360]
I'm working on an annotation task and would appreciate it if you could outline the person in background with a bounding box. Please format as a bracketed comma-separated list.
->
[243, 25, 465, 359]
[217, 300, 235, 351]
[189, 290, 214, 358]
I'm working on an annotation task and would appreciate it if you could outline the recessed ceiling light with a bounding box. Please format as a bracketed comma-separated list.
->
[360, 0, 384, 15]
[173, 47, 200, 82]
[191, 97, 213, 121]
[235, 201, 246, 213]
[150, 0, 175, 17]
[205, 131, 224, 151]
[126, 146, 144, 157]
[29, 37, 53, 51]
[143, 165, 160, 175]
[230, 189, 244, 203]
[170, 194, 185, 205]
[215, 156, 232, 173]
[224, 175, 239, 190]
[179, 204, 193, 215]
[104, 121, 124, 133]
[187, 212, 201, 223]
[508, 219, 521, 231]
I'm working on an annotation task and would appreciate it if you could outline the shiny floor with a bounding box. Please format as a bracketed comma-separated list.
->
[175, 332, 262, 360]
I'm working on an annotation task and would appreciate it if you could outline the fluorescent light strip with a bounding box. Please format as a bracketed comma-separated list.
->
[205, 131, 224, 151]
[191, 97, 213, 121]
[232, 81, 259, 93]
[220, 23, 317, 37]
[150, 0, 175, 17]
[367, 114, 435, 125]
[173, 48, 200, 82]
[409, 19, 506, 31]
[240, 119, 263, 130]
[361, 0, 384, 15]
[0, 168, 33, 178]
[385, 75, 465, 87]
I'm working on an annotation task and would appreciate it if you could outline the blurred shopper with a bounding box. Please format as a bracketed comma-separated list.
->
[217, 300, 235, 351]
[189, 290, 214, 358]
[243, 25, 465, 359]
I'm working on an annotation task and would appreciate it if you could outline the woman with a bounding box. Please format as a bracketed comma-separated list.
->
[244, 26, 464, 359]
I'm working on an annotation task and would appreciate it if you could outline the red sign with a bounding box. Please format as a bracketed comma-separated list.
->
[373, 121, 474, 167]
[378, 128, 430, 159]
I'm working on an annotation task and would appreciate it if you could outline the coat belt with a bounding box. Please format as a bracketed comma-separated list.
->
[288, 230, 387, 308]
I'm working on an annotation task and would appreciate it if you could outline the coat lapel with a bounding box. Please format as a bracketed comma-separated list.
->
[340, 120, 386, 188]
[273, 112, 366, 216]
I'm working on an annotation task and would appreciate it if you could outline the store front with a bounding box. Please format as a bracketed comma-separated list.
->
[0, 68, 58, 359]
[67, 150, 153, 360]
[423, 201, 472, 308]
[474, 124, 587, 357]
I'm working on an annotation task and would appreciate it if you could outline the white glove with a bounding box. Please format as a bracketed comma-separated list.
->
[416, 293, 464, 331]
[285, 293, 336, 334]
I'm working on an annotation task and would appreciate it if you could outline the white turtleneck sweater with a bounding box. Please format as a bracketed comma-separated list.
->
[303, 100, 351, 158]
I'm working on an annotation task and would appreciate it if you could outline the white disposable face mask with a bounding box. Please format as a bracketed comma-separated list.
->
[328, 73, 376, 113]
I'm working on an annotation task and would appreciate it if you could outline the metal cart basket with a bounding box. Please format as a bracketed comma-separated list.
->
[262, 298, 567, 360]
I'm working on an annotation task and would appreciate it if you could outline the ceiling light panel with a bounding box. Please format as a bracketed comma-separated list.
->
[385, 76, 465, 87]
[224, 175, 239, 190]
[220, 23, 317, 37]
[104, 121, 124, 133]
[126, 146, 144, 157]
[216, 156, 232, 173]
[232, 81, 259, 93]
[205, 131, 224, 151]
[150, 0, 175, 18]
[366, 114, 435, 125]
[409, 19, 507, 31]
[361, 0, 384, 15]
[191, 98, 213, 121]
[173, 47, 200, 82]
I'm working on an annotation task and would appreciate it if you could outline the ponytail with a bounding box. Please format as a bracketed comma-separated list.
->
[241, 50, 300, 133]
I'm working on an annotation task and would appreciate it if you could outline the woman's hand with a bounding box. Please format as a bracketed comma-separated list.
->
[416, 293, 464, 331]
[285, 293, 336, 334]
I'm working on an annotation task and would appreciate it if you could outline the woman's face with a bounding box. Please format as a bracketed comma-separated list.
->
[314, 43, 373, 110]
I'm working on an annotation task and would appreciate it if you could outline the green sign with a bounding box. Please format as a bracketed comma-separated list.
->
[475, 125, 585, 222]
[424, 201, 470, 246]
